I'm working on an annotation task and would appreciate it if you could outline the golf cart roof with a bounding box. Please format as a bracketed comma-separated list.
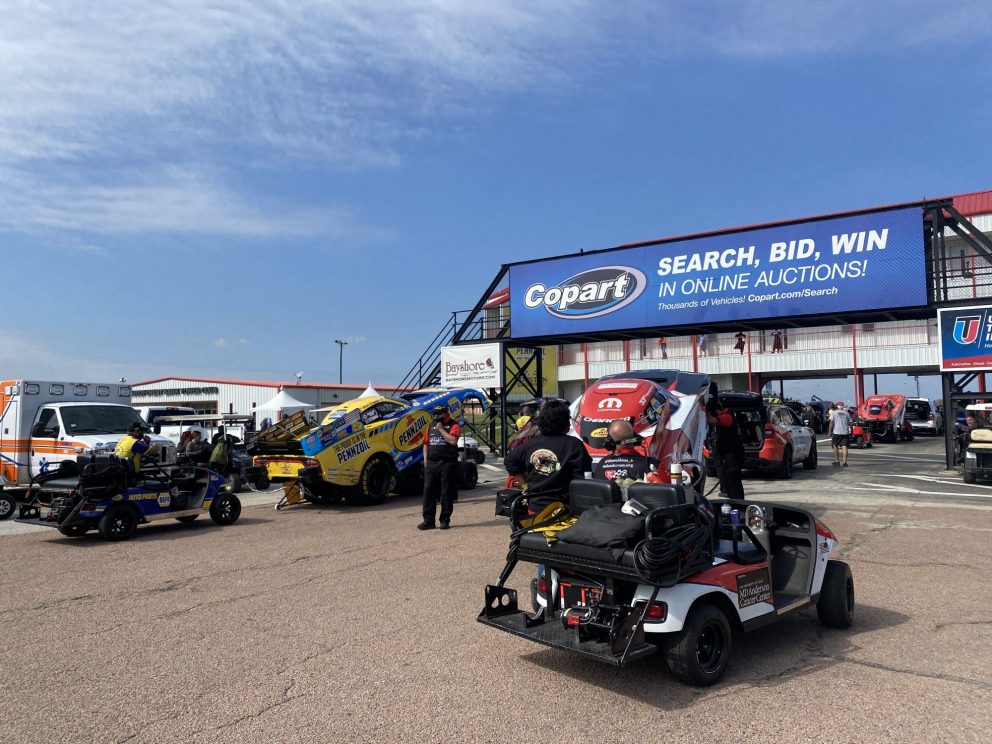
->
[965, 403, 992, 412]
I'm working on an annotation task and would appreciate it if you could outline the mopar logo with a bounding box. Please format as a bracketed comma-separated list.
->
[523, 266, 647, 319]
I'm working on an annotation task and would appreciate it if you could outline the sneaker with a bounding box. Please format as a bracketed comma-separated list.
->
[439, 522, 450, 530]
[416, 522, 435, 531]
[832, 461, 840, 466]
[843, 462, 848, 467]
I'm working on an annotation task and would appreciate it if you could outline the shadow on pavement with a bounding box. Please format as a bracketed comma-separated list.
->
[518, 603, 909, 708]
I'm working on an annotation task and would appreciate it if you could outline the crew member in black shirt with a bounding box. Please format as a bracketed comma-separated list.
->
[594, 419, 658, 482]
[418, 404, 462, 531]
[504, 399, 591, 514]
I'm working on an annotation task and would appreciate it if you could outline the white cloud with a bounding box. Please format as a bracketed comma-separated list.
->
[213, 337, 249, 349]
[1, 2, 989, 240]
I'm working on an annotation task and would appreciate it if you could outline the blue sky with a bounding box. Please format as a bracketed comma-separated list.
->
[1, 1, 991, 392]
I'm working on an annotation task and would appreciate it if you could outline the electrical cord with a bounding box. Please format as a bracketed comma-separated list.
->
[631, 512, 714, 584]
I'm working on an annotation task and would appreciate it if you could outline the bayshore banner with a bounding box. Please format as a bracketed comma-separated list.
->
[440, 343, 502, 388]
[938, 305, 992, 371]
[509, 206, 927, 338]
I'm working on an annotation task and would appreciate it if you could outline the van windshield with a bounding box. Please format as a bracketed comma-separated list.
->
[61, 406, 146, 435]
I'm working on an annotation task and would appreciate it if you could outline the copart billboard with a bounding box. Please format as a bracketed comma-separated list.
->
[509, 206, 927, 338]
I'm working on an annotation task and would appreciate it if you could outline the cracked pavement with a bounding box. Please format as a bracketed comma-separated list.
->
[0, 439, 989, 743]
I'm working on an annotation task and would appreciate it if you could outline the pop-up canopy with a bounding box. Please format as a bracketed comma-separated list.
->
[253, 388, 315, 414]
[358, 382, 381, 398]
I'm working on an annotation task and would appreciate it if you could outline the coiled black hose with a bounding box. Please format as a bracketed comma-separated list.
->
[631, 519, 713, 584]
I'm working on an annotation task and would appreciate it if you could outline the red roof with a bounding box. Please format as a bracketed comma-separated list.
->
[952, 190, 992, 217]
[484, 288, 510, 309]
[133, 376, 410, 391]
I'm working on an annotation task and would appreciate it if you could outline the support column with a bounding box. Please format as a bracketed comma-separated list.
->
[583, 343, 589, 390]
[691, 335, 698, 373]
[851, 324, 861, 408]
[746, 333, 754, 392]
[624, 340, 630, 372]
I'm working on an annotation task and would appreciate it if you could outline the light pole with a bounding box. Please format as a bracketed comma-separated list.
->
[914, 375, 920, 397]
[334, 339, 349, 384]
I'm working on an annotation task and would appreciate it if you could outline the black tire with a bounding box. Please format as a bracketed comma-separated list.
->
[227, 473, 243, 493]
[57, 522, 90, 537]
[345, 456, 395, 506]
[665, 602, 733, 686]
[247, 473, 270, 492]
[963, 470, 977, 484]
[474, 450, 486, 465]
[210, 493, 241, 525]
[98, 504, 138, 541]
[778, 447, 793, 479]
[884, 429, 897, 444]
[817, 560, 855, 629]
[303, 485, 344, 505]
[802, 441, 818, 470]
[459, 462, 479, 490]
[0, 493, 16, 520]
[176, 515, 199, 523]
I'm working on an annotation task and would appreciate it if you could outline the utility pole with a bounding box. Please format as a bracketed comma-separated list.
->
[334, 339, 349, 384]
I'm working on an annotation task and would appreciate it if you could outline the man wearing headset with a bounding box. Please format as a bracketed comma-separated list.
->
[594, 419, 659, 482]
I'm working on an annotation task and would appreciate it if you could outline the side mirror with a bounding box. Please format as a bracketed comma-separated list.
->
[153, 424, 162, 435]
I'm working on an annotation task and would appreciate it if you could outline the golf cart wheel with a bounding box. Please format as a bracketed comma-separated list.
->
[345, 456, 395, 506]
[247, 473, 270, 492]
[176, 515, 199, 523]
[210, 493, 241, 525]
[474, 450, 486, 465]
[227, 472, 244, 493]
[963, 470, 977, 484]
[778, 447, 793, 479]
[459, 462, 479, 490]
[0, 493, 16, 520]
[817, 560, 855, 629]
[57, 522, 90, 537]
[802, 441, 818, 470]
[665, 602, 733, 686]
[98, 504, 138, 541]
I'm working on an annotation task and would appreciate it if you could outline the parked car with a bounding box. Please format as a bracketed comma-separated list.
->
[717, 391, 817, 478]
[905, 398, 942, 435]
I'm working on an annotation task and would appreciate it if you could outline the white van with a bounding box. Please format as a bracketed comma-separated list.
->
[0, 380, 176, 491]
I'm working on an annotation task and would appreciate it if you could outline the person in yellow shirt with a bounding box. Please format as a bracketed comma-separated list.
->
[115, 422, 157, 472]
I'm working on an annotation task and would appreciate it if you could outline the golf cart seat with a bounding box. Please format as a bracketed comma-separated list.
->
[569, 479, 622, 515]
[32, 459, 81, 491]
[75, 456, 129, 498]
[968, 428, 992, 449]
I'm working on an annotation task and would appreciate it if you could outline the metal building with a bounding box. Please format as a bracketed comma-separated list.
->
[131, 377, 378, 422]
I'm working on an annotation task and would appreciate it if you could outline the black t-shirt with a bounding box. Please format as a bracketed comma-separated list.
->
[594, 450, 658, 482]
[504, 433, 592, 513]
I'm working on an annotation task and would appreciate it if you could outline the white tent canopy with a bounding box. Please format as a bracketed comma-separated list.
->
[252, 388, 315, 414]
[358, 382, 381, 398]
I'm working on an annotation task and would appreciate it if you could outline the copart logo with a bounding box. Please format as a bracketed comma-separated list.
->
[524, 266, 647, 319]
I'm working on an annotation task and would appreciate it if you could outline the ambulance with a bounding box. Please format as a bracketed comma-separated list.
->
[0, 380, 177, 514]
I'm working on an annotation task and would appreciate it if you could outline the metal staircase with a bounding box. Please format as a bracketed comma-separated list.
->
[391, 267, 509, 395]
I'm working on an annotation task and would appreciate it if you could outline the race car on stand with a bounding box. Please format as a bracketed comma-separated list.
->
[712, 391, 817, 479]
[570, 370, 712, 481]
[858, 394, 914, 443]
[480, 377, 853, 686]
[252, 388, 489, 509]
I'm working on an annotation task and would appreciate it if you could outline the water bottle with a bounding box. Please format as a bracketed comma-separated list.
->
[721, 503, 732, 522]
[669, 462, 683, 484]
[730, 509, 742, 526]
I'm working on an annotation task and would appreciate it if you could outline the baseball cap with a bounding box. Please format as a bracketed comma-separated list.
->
[836, 401, 844, 407]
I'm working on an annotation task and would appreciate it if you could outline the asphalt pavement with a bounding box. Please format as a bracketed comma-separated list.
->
[0, 440, 989, 743]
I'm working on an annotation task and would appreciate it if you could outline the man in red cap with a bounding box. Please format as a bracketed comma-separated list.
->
[830, 401, 853, 467]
